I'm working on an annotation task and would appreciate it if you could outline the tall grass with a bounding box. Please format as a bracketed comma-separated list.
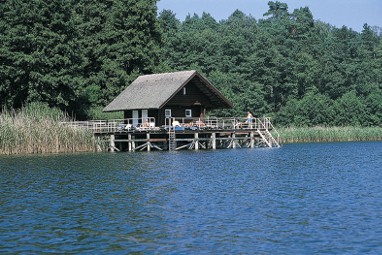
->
[278, 126, 382, 144]
[0, 103, 99, 155]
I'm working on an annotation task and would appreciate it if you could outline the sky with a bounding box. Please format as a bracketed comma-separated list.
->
[157, 0, 381, 32]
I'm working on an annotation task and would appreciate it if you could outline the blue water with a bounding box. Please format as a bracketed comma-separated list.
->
[1, 142, 382, 254]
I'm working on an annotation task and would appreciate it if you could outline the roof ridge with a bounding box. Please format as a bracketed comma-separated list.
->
[139, 70, 196, 77]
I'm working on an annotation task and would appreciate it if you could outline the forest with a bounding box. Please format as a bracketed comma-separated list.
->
[1, 0, 381, 127]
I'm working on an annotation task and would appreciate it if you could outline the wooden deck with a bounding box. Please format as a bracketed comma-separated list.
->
[64, 117, 280, 151]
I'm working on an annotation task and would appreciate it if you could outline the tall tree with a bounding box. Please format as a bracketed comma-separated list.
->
[263, 1, 289, 20]
[0, 0, 161, 115]
[157, 9, 181, 72]
[74, 0, 161, 106]
[163, 13, 221, 74]
[0, 0, 83, 110]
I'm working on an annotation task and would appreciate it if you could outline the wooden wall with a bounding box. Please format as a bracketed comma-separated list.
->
[166, 81, 212, 107]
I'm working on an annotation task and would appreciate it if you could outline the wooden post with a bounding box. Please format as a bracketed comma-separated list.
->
[194, 133, 199, 150]
[132, 135, 136, 151]
[110, 134, 115, 152]
[146, 133, 151, 152]
[211, 133, 216, 150]
[250, 131, 254, 148]
[128, 134, 132, 152]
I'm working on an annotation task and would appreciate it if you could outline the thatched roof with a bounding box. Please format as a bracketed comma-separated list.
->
[103, 70, 233, 112]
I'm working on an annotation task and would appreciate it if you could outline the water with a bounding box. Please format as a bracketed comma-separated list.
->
[1, 142, 382, 254]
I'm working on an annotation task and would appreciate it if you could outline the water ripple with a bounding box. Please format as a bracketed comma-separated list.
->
[1, 142, 382, 254]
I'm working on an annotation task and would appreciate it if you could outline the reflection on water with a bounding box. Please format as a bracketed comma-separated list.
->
[1, 142, 382, 254]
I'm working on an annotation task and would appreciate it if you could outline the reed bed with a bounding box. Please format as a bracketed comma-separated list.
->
[278, 126, 382, 144]
[0, 103, 99, 155]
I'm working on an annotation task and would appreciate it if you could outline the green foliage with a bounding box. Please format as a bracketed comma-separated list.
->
[276, 89, 334, 127]
[86, 106, 123, 120]
[158, 2, 382, 127]
[73, 0, 161, 106]
[0, 0, 83, 110]
[363, 88, 382, 125]
[332, 91, 367, 126]
[1, 0, 161, 118]
[1, 1, 381, 128]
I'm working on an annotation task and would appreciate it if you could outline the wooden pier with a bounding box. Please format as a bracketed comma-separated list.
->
[65, 117, 280, 152]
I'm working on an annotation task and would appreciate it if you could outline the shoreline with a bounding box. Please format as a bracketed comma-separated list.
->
[1, 104, 381, 155]
[1, 126, 381, 155]
[277, 126, 382, 144]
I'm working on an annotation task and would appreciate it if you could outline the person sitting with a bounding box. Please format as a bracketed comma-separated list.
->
[184, 121, 194, 127]
[172, 120, 181, 127]
[124, 123, 132, 131]
[142, 119, 151, 127]
[195, 119, 206, 129]
[234, 119, 243, 129]
[183, 121, 196, 130]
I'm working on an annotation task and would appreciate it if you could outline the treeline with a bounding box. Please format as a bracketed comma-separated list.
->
[158, 3, 382, 127]
[1, 1, 381, 127]
[0, 0, 160, 119]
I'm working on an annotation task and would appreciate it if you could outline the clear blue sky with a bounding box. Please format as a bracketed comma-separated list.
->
[157, 0, 381, 32]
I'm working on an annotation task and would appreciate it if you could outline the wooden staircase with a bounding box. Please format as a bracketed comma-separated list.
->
[257, 118, 280, 148]
[257, 129, 280, 148]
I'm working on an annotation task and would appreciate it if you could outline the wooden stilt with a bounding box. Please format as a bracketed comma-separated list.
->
[250, 132, 254, 148]
[110, 134, 115, 152]
[128, 134, 132, 151]
[132, 135, 136, 151]
[211, 133, 216, 150]
[146, 133, 151, 152]
[194, 133, 199, 151]
[135, 143, 148, 151]
[227, 133, 241, 149]
[189, 140, 196, 149]
[227, 135, 232, 148]
[198, 142, 206, 149]
[151, 144, 163, 151]
[176, 143, 192, 150]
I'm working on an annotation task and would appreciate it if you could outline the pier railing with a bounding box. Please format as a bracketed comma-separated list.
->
[63, 116, 277, 134]
[165, 116, 274, 130]
[62, 117, 156, 134]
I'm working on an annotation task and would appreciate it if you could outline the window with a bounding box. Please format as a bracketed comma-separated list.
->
[183, 87, 187, 95]
[165, 109, 172, 118]
[132, 110, 139, 126]
[142, 109, 148, 122]
[185, 109, 192, 118]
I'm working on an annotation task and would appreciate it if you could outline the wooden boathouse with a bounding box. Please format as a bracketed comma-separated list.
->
[103, 70, 233, 126]
[68, 70, 280, 151]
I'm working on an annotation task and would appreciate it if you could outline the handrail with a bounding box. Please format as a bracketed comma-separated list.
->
[61, 117, 156, 133]
[63, 116, 278, 134]
[264, 117, 280, 145]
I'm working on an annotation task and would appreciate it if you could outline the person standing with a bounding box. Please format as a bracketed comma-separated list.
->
[246, 111, 253, 128]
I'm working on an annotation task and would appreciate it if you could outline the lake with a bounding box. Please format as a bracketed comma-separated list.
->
[1, 141, 381, 254]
